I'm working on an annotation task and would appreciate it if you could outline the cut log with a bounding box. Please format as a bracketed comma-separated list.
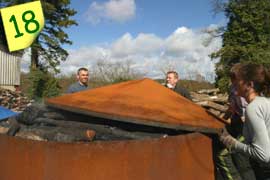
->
[43, 112, 65, 120]
[6, 117, 21, 136]
[0, 126, 9, 134]
[16, 125, 96, 143]
[207, 108, 221, 117]
[15, 131, 47, 141]
[197, 88, 220, 95]
[34, 118, 167, 140]
[16, 104, 50, 125]
[191, 92, 228, 104]
[196, 101, 228, 112]
[190, 93, 211, 102]
[206, 109, 230, 125]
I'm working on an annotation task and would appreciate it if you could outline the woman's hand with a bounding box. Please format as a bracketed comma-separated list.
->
[219, 128, 238, 151]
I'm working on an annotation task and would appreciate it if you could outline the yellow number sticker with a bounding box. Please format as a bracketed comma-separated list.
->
[0, 1, 44, 52]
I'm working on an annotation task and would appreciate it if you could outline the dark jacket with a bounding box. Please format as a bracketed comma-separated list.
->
[165, 82, 192, 100]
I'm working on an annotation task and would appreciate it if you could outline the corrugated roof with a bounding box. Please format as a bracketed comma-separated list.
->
[46, 78, 224, 133]
[0, 52, 21, 85]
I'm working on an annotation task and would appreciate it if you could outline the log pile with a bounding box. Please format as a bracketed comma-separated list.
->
[0, 88, 32, 112]
[0, 104, 167, 143]
[0, 87, 229, 143]
[191, 88, 229, 121]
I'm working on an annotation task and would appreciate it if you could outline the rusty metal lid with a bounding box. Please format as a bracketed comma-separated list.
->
[46, 78, 224, 133]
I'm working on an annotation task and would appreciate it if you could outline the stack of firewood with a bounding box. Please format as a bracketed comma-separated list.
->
[191, 88, 229, 120]
[0, 104, 167, 143]
[0, 88, 230, 143]
[0, 88, 32, 112]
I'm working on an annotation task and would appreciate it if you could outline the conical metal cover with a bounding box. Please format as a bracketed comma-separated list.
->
[46, 78, 224, 133]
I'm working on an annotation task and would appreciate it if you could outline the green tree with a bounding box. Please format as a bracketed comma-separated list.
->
[27, 69, 61, 100]
[211, 0, 270, 92]
[0, 0, 77, 99]
[1, 0, 77, 73]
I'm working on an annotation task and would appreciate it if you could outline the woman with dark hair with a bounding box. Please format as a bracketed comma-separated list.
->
[220, 63, 270, 179]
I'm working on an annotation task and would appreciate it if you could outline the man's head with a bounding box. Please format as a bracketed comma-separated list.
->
[230, 63, 242, 85]
[77, 67, 89, 86]
[166, 71, 179, 88]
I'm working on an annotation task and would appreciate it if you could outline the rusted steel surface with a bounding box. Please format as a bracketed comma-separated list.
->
[0, 133, 214, 180]
[46, 78, 224, 133]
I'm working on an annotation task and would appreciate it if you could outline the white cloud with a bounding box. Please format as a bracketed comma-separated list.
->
[21, 48, 31, 73]
[63, 25, 221, 81]
[60, 46, 112, 74]
[111, 33, 163, 57]
[85, 0, 136, 24]
[22, 25, 222, 82]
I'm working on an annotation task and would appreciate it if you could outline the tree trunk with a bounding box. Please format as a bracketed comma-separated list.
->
[30, 38, 39, 70]
[31, 47, 39, 70]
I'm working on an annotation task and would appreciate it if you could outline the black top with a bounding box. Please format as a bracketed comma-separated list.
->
[165, 82, 192, 100]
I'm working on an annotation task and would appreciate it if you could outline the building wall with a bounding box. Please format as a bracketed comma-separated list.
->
[0, 45, 22, 89]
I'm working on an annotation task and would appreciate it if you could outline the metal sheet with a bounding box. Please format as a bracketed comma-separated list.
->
[0, 133, 215, 180]
[46, 78, 224, 133]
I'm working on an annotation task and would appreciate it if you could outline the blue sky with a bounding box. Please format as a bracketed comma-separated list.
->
[22, 0, 226, 81]
[67, 0, 224, 47]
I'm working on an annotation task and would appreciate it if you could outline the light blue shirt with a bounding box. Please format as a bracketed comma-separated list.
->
[66, 82, 89, 93]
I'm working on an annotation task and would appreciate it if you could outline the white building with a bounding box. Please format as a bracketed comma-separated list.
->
[0, 44, 22, 91]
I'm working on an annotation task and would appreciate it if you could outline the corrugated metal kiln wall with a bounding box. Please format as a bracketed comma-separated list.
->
[0, 45, 21, 86]
[0, 133, 215, 180]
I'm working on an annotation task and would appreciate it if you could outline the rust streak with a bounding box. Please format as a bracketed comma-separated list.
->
[0, 133, 214, 180]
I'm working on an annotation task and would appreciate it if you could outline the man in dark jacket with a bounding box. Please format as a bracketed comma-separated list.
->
[165, 71, 192, 100]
